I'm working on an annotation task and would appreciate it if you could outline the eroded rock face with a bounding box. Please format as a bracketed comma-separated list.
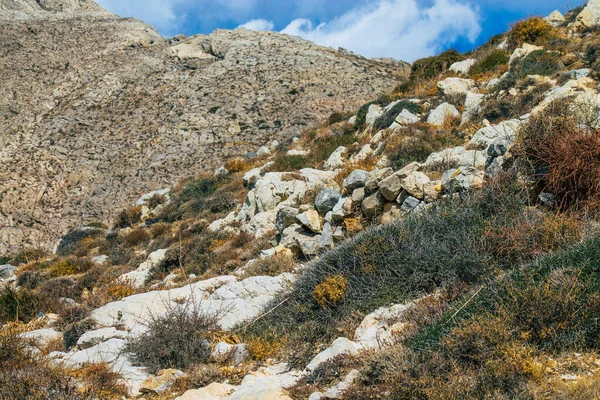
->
[0, 1, 408, 253]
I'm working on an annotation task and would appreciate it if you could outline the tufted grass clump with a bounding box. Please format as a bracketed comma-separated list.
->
[125, 301, 219, 374]
[114, 205, 142, 229]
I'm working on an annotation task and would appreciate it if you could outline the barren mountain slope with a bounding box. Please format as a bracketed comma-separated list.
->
[0, 0, 408, 253]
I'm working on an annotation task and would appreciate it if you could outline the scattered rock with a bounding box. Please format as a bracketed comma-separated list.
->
[389, 109, 420, 128]
[545, 10, 565, 26]
[365, 168, 393, 193]
[318, 223, 335, 251]
[343, 170, 369, 190]
[20, 328, 62, 348]
[362, 191, 385, 218]
[468, 119, 520, 149]
[297, 209, 323, 234]
[509, 43, 543, 65]
[331, 196, 353, 221]
[462, 92, 484, 124]
[381, 203, 403, 224]
[378, 174, 403, 201]
[211, 343, 250, 366]
[140, 369, 184, 395]
[401, 171, 430, 200]
[324, 146, 348, 170]
[426, 102, 460, 126]
[352, 187, 366, 203]
[400, 196, 421, 213]
[275, 206, 299, 233]
[175, 383, 235, 400]
[449, 59, 477, 75]
[437, 77, 476, 96]
[575, 0, 600, 28]
[118, 248, 168, 288]
[315, 188, 342, 214]
[256, 146, 271, 157]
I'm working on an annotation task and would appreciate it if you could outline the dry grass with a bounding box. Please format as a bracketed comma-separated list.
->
[313, 275, 349, 308]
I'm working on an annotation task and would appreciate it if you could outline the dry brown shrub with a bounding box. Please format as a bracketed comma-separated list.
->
[242, 253, 296, 278]
[225, 157, 251, 173]
[123, 228, 150, 247]
[517, 99, 600, 208]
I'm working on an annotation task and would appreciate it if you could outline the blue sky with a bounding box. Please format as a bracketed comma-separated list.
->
[96, 0, 586, 61]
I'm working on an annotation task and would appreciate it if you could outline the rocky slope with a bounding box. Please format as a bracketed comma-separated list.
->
[0, 0, 408, 253]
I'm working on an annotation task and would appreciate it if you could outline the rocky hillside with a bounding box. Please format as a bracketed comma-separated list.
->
[0, 0, 408, 254]
[3, 2, 600, 400]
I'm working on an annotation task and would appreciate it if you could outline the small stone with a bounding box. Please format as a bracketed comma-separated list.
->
[275, 206, 299, 233]
[401, 171, 431, 200]
[400, 196, 421, 213]
[365, 168, 393, 193]
[343, 170, 369, 190]
[297, 209, 323, 233]
[256, 146, 271, 156]
[315, 188, 342, 214]
[381, 203, 403, 224]
[352, 187, 366, 203]
[362, 191, 385, 218]
[318, 223, 335, 251]
[426, 102, 460, 126]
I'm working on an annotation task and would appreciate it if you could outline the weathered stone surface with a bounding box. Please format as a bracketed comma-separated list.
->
[0, 11, 406, 254]
[401, 171, 430, 200]
[426, 102, 460, 126]
[324, 146, 348, 170]
[366, 104, 383, 125]
[90, 274, 294, 333]
[318, 222, 335, 251]
[362, 192, 385, 218]
[449, 59, 477, 75]
[509, 43, 543, 65]
[400, 196, 421, 213]
[309, 370, 360, 400]
[352, 187, 366, 203]
[468, 119, 520, 149]
[424, 146, 487, 169]
[575, 0, 600, 28]
[76, 327, 128, 350]
[140, 369, 184, 395]
[315, 188, 342, 214]
[545, 10, 565, 26]
[118, 248, 168, 288]
[175, 383, 235, 400]
[381, 203, 403, 225]
[331, 196, 353, 221]
[20, 328, 62, 348]
[305, 338, 362, 372]
[343, 170, 369, 190]
[443, 167, 485, 192]
[389, 109, 420, 128]
[211, 343, 250, 366]
[275, 206, 299, 233]
[462, 92, 484, 124]
[437, 77, 476, 96]
[297, 209, 322, 234]
[365, 168, 393, 193]
[354, 303, 412, 349]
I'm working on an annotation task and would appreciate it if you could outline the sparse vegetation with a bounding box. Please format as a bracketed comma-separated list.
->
[508, 17, 554, 49]
[410, 50, 465, 81]
[372, 100, 422, 131]
[470, 49, 509, 76]
[125, 301, 219, 373]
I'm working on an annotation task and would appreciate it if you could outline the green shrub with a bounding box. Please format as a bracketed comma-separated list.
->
[513, 49, 562, 79]
[270, 154, 310, 172]
[0, 287, 43, 324]
[478, 82, 551, 123]
[373, 100, 422, 131]
[470, 49, 509, 75]
[125, 302, 218, 373]
[410, 50, 465, 81]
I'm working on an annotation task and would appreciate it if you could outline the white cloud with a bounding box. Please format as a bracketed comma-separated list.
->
[237, 19, 275, 31]
[280, 0, 481, 62]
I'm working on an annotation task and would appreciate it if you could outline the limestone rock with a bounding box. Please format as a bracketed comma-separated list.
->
[362, 192, 385, 218]
[331, 196, 353, 221]
[400, 196, 421, 213]
[140, 369, 184, 395]
[175, 383, 235, 400]
[275, 207, 299, 233]
[545, 10, 565, 26]
[426, 103, 460, 126]
[509, 43, 543, 65]
[315, 188, 342, 214]
[118, 249, 168, 288]
[77, 327, 128, 350]
[297, 209, 322, 234]
[378, 174, 403, 201]
[468, 119, 520, 149]
[343, 170, 369, 190]
[401, 171, 430, 200]
[437, 77, 476, 96]
[318, 222, 335, 251]
[365, 168, 393, 193]
[20, 328, 62, 348]
[575, 0, 600, 28]
[462, 92, 484, 124]
[449, 59, 477, 75]
[389, 109, 420, 128]
[365, 104, 383, 125]
[306, 338, 362, 372]
[324, 146, 348, 170]
[424, 146, 487, 169]
[381, 203, 403, 225]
